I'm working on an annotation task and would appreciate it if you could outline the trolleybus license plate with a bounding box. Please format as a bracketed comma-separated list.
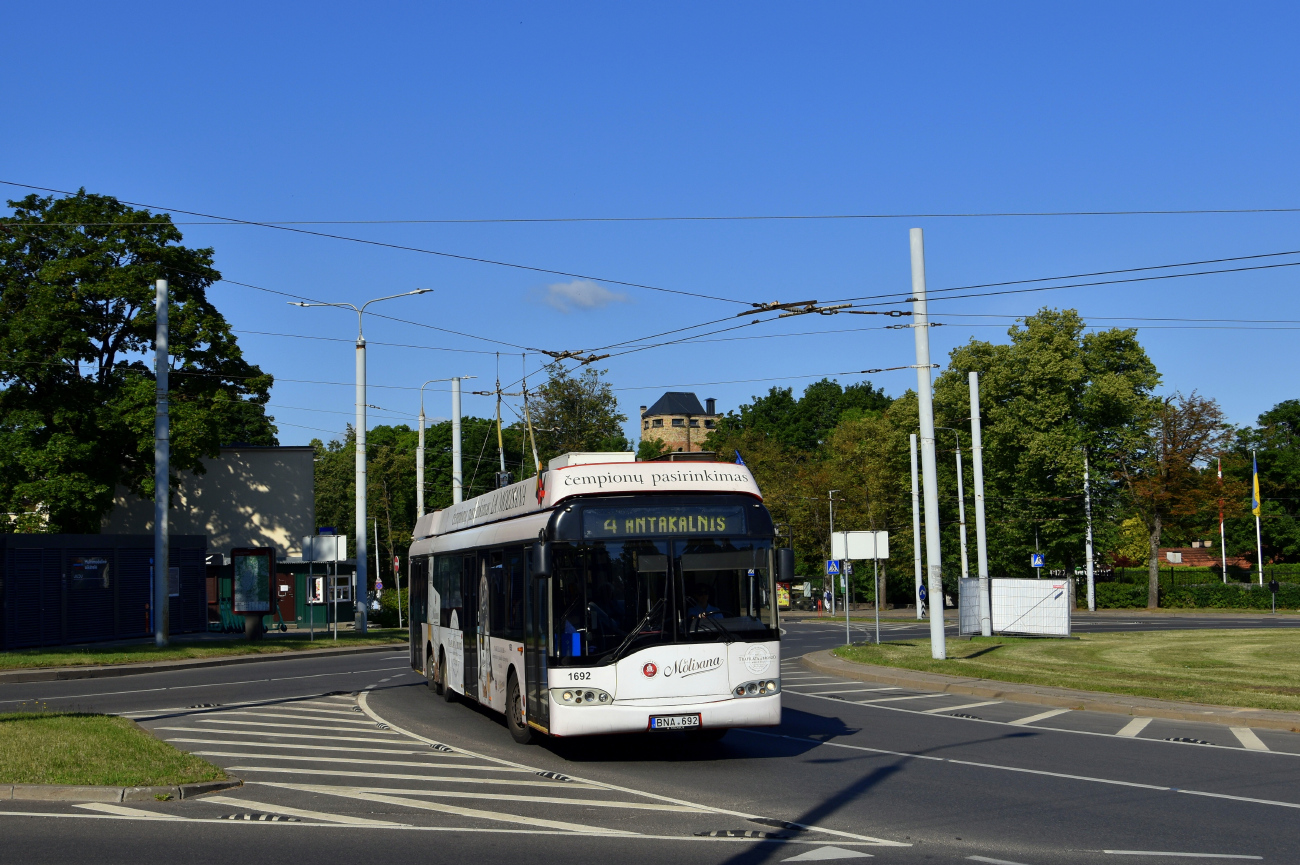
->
[649, 713, 701, 730]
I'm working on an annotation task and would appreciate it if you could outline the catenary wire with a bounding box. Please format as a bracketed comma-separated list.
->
[0, 180, 750, 306]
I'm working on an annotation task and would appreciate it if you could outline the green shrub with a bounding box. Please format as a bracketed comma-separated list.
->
[1092, 582, 1150, 608]
[1164, 582, 1300, 610]
[370, 588, 409, 628]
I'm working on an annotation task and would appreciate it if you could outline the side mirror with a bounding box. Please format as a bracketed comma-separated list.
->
[777, 548, 795, 583]
[533, 536, 552, 578]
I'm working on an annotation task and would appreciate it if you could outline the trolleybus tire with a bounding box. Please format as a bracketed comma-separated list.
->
[506, 673, 533, 744]
[440, 653, 457, 703]
[426, 649, 439, 694]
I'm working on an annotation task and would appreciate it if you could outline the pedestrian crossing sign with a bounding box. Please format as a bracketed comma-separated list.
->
[1031, 552, 1045, 568]
[826, 559, 841, 575]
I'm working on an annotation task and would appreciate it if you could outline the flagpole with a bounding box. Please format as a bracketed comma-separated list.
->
[1253, 450, 1264, 586]
[1218, 457, 1227, 584]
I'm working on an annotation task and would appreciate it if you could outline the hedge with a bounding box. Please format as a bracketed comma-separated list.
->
[1080, 580, 1299, 610]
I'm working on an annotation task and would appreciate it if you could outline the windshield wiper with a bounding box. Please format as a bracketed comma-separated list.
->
[601, 598, 666, 666]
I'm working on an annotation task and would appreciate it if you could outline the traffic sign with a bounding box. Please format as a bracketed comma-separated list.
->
[1030, 552, 1045, 568]
[845, 562, 854, 575]
[826, 560, 841, 575]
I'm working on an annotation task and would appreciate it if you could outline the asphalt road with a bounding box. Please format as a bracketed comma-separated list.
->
[2, 620, 1298, 865]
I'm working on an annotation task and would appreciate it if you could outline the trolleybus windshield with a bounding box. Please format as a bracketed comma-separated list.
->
[551, 535, 775, 665]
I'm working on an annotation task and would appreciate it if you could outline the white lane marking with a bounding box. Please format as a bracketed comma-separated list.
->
[1230, 728, 1270, 752]
[175, 719, 396, 734]
[74, 803, 185, 820]
[156, 727, 400, 744]
[741, 729, 1300, 813]
[167, 738, 470, 756]
[356, 688, 908, 847]
[0, 664, 408, 706]
[854, 693, 949, 704]
[1102, 851, 1261, 859]
[214, 710, 378, 726]
[304, 786, 635, 834]
[782, 845, 872, 861]
[256, 781, 704, 812]
[1008, 709, 1071, 726]
[122, 695, 365, 720]
[228, 766, 594, 787]
[922, 701, 1001, 714]
[199, 795, 402, 825]
[790, 687, 900, 696]
[781, 688, 1300, 757]
[1116, 717, 1153, 738]
[967, 857, 1031, 865]
[194, 752, 520, 770]
[0, 810, 882, 842]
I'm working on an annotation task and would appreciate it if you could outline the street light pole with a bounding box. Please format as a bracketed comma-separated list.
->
[452, 377, 464, 504]
[829, 489, 839, 620]
[910, 227, 946, 660]
[969, 373, 992, 637]
[290, 289, 432, 634]
[153, 279, 170, 648]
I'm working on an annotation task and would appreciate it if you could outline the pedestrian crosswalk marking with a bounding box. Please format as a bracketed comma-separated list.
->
[922, 701, 1002, 714]
[1231, 727, 1270, 752]
[255, 781, 706, 812]
[1116, 717, 1152, 738]
[199, 795, 401, 826]
[192, 752, 527, 770]
[1008, 709, 1071, 726]
[156, 727, 399, 744]
[227, 765, 596, 787]
[74, 804, 186, 820]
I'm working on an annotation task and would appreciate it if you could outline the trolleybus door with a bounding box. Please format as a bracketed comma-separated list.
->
[462, 553, 479, 699]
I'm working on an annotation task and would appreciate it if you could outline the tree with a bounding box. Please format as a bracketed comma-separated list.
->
[0, 191, 275, 532]
[530, 365, 629, 461]
[932, 308, 1160, 579]
[714, 379, 891, 451]
[1230, 399, 1300, 563]
[1120, 392, 1236, 607]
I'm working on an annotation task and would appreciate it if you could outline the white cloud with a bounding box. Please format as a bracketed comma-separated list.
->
[536, 279, 630, 313]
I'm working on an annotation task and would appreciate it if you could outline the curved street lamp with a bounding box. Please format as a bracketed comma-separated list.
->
[290, 288, 432, 633]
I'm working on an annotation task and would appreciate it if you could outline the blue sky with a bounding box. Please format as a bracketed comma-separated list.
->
[6, 3, 1300, 447]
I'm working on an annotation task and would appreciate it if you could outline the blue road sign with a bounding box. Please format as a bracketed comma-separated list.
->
[826, 559, 842, 575]
[1031, 552, 1045, 568]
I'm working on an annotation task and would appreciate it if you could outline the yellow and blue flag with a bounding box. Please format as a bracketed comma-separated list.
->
[1252, 453, 1262, 517]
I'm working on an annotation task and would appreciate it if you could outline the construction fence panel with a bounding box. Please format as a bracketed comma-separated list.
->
[959, 577, 1072, 637]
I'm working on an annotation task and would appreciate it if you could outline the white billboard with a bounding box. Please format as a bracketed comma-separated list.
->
[831, 531, 889, 561]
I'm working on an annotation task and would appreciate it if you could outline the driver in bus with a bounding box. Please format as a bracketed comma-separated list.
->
[686, 583, 724, 619]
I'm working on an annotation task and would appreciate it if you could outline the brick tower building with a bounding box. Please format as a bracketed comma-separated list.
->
[639, 392, 720, 453]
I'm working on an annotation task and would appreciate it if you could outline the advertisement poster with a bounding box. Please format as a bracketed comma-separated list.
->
[232, 548, 273, 613]
[777, 582, 791, 610]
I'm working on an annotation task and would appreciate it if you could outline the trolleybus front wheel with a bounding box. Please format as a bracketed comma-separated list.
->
[506, 674, 533, 745]
[426, 649, 441, 695]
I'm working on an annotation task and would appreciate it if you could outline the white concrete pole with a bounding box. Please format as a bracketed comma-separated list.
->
[416, 405, 426, 518]
[1254, 449, 1264, 586]
[452, 377, 464, 504]
[828, 491, 837, 617]
[910, 433, 923, 620]
[1218, 457, 1227, 584]
[955, 442, 970, 580]
[355, 330, 368, 633]
[1084, 451, 1096, 611]
[968, 373, 992, 636]
[153, 279, 170, 647]
[910, 228, 946, 660]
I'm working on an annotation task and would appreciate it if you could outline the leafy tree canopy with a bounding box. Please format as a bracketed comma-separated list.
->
[714, 378, 891, 452]
[0, 190, 275, 532]
[531, 365, 629, 460]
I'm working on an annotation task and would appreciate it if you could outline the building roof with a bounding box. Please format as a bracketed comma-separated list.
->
[642, 391, 707, 417]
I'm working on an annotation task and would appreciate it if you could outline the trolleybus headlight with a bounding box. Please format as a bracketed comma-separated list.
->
[735, 686, 745, 696]
[585, 691, 595, 701]
[734, 679, 781, 697]
[746, 683, 759, 695]
[551, 687, 612, 706]
[766, 681, 777, 692]
[562, 691, 573, 702]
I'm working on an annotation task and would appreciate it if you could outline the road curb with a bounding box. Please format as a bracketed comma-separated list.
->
[800, 649, 1300, 733]
[1, 778, 242, 802]
[0, 643, 406, 685]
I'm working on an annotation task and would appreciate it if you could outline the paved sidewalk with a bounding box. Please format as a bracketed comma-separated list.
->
[801, 648, 1300, 733]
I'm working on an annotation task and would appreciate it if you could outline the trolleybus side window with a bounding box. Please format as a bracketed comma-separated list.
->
[489, 550, 506, 636]
[505, 547, 525, 642]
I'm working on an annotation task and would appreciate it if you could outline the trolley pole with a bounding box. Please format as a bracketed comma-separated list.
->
[910, 228, 946, 660]
[153, 279, 170, 648]
[969, 372, 992, 636]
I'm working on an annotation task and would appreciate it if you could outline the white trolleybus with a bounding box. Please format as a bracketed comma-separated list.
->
[407, 452, 792, 743]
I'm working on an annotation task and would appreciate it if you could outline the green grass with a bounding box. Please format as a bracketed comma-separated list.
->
[0, 629, 408, 671]
[0, 712, 225, 786]
[832, 630, 1300, 713]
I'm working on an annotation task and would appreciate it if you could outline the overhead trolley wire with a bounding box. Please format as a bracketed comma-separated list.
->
[0, 180, 750, 306]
